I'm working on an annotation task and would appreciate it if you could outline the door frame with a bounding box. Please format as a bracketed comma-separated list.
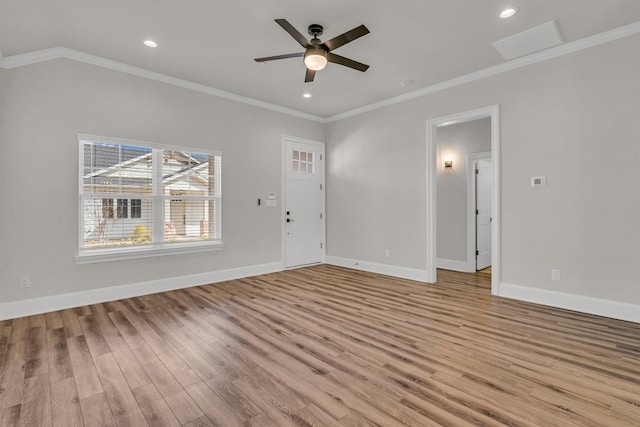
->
[467, 151, 492, 272]
[281, 135, 326, 269]
[426, 105, 500, 294]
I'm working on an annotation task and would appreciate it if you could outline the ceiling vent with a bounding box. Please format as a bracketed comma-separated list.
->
[492, 20, 563, 61]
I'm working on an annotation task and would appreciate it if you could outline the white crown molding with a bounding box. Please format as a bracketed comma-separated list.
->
[499, 282, 640, 324]
[326, 20, 640, 122]
[0, 47, 326, 123]
[0, 21, 638, 124]
[0, 261, 283, 320]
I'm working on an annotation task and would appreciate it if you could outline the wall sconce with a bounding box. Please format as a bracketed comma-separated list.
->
[444, 160, 453, 169]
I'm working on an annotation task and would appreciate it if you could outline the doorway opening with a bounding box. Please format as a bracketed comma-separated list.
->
[426, 105, 500, 294]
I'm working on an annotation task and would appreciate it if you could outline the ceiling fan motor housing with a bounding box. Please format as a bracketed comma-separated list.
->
[308, 24, 324, 38]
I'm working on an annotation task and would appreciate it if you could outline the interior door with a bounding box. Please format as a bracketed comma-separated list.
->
[476, 159, 492, 270]
[284, 139, 325, 268]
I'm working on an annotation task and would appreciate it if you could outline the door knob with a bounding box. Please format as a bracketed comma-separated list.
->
[287, 218, 295, 222]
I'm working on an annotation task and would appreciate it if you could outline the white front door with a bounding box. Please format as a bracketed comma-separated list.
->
[284, 138, 325, 268]
[476, 159, 492, 270]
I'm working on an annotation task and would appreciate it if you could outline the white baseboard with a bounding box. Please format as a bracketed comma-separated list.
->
[326, 256, 430, 282]
[0, 262, 283, 320]
[436, 258, 475, 273]
[499, 282, 640, 324]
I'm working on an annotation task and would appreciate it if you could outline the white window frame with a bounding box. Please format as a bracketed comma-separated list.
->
[76, 134, 223, 264]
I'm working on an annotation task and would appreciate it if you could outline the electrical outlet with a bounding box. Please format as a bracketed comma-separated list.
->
[385, 249, 390, 258]
[19, 275, 31, 288]
[551, 269, 560, 281]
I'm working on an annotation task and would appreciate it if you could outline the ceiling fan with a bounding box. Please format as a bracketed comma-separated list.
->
[254, 19, 370, 82]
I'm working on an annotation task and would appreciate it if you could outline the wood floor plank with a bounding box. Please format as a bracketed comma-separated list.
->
[66, 335, 103, 399]
[185, 381, 245, 427]
[0, 404, 21, 427]
[19, 374, 51, 427]
[60, 309, 83, 339]
[132, 383, 181, 427]
[45, 328, 73, 384]
[79, 393, 117, 427]
[50, 377, 83, 427]
[78, 314, 111, 358]
[24, 326, 48, 379]
[1, 265, 639, 426]
[183, 415, 215, 427]
[0, 339, 26, 409]
[94, 352, 149, 427]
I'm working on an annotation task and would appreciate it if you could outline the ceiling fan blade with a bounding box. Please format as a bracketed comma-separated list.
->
[321, 25, 369, 51]
[275, 19, 309, 48]
[304, 68, 316, 82]
[327, 52, 369, 72]
[254, 52, 304, 62]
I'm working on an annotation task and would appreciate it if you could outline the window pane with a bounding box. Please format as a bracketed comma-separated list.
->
[117, 199, 128, 219]
[162, 151, 219, 197]
[82, 197, 152, 248]
[82, 141, 152, 194]
[164, 198, 218, 242]
[131, 199, 142, 219]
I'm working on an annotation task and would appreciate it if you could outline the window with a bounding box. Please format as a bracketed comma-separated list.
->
[78, 135, 222, 262]
[292, 150, 315, 174]
[131, 199, 141, 219]
[116, 199, 128, 219]
[102, 199, 114, 219]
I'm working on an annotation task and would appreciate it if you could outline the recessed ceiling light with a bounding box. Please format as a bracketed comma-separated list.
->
[144, 40, 158, 48]
[499, 7, 518, 19]
[303, 93, 312, 99]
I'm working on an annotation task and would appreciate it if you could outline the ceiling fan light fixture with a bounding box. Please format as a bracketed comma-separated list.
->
[304, 49, 328, 71]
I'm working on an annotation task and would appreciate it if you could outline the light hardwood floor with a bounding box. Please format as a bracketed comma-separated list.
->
[0, 265, 639, 426]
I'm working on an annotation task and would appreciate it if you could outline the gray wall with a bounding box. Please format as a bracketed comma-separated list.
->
[436, 118, 491, 263]
[0, 59, 324, 303]
[1, 33, 639, 312]
[326, 34, 640, 305]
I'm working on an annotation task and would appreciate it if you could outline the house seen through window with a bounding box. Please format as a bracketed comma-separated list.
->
[79, 136, 222, 258]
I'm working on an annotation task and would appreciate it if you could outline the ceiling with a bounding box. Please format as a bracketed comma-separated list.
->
[1, 0, 639, 118]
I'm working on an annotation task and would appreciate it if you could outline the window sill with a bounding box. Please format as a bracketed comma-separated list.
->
[75, 240, 225, 264]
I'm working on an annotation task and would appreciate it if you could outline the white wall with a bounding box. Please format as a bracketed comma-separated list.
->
[436, 118, 490, 264]
[0, 59, 324, 304]
[326, 34, 640, 311]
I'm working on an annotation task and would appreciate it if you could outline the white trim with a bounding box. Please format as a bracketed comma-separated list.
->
[282, 135, 327, 268]
[325, 21, 640, 122]
[326, 256, 430, 283]
[436, 258, 475, 273]
[0, 22, 638, 123]
[426, 105, 501, 293]
[499, 282, 640, 324]
[75, 241, 225, 264]
[0, 262, 283, 320]
[0, 47, 324, 123]
[467, 151, 492, 273]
